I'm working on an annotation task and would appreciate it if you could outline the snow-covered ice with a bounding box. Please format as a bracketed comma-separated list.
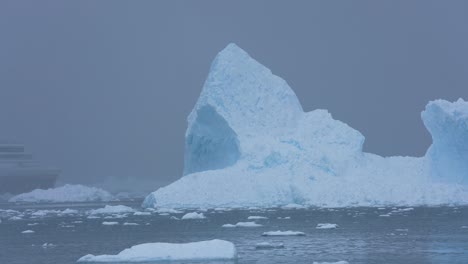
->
[133, 212, 151, 216]
[21, 230, 35, 234]
[77, 239, 237, 262]
[312, 260, 349, 264]
[9, 184, 115, 203]
[181, 212, 206, 220]
[123, 222, 139, 226]
[316, 223, 338, 229]
[247, 216, 268, 220]
[222, 221, 262, 228]
[143, 43, 468, 209]
[262, 230, 305, 236]
[102, 221, 119, 225]
[89, 205, 135, 215]
[41, 243, 56, 248]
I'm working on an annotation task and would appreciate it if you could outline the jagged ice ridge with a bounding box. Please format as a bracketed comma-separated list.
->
[144, 43, 468, 208]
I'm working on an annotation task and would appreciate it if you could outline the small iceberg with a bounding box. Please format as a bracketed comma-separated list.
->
[89, 205, 135, 215]
[102, 221, 119, 225]
[133, 212, 151, 216]
[181, 212, 206, 220]
[77, 239, 237, 262]
[9, 184, 115, 203]
[316, 223, 338, 229]
[21, 230, 35, 234]
[42, 243, 56, 248]
[262, 230, 305, 236]
[312, 261, 349, 264]
[222, 221, 262, 228]
[123, 222, 139, 226]
[255, 242, 285, 249]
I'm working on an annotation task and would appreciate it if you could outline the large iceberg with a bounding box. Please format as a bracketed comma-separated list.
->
[143, 43, 468, 208]
[9, 184, 115, 203]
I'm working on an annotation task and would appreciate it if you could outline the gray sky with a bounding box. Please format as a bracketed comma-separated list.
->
[1, 1, 467, 192]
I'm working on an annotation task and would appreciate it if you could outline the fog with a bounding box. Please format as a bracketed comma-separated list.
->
[1, 1, 467, 192]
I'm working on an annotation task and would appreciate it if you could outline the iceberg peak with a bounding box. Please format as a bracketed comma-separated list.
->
[144, 44, 468, 209]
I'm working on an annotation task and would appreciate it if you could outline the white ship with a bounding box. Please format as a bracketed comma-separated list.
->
[0, 142, 59, 194]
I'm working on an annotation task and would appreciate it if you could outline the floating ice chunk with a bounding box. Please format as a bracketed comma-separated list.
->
[27, 223, 39, 226]
[123, 222, 139, 226]
[181, 212, 206, 220]
[133, 212, 151, 216]
[277, 216, 291, 220]
[87, 215, 100, 219]
[312, 261, 349, 264]
[247, 216, 268, 220]
[282, 204, 307, 209]
[9, 216, 23, 221]
[102, 221, 119, 225]
[391, 208, 414, 213]
[379, 214, 391, 217]
[72, 221, 83, 224]
[222, 224, 236, 228]
[316, 223, 338, 229]
[77, 239, 237, 262]
[89, 205, 135, 215]
[60, 209, 79, 214]
[255, 242, 284, 249]
[262, 230, 305, 236]
[42, 243, 56, 248]
[9, 184, 115, 203]
[395, 228, 409, 232]
[31, 210, 60, 217]
[223, 222, 262, 228]
[155, 208, 183, 214]
[21, 230, 35, 234]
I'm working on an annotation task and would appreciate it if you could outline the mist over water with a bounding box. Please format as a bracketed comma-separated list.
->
[1, 1, 468, 191]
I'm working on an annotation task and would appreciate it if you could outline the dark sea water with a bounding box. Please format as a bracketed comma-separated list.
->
[1, 201, 467, 264]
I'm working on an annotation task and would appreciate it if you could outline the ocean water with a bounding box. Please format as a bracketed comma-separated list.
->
[1, 202, 467, 264]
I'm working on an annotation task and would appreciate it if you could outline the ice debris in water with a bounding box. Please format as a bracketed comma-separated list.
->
[262, 230, 305, 236]
[316, 223, 338, 229]
[181, 212, 206, 220]
[222, 222, 262, 228]
[89, 205, 135, 215]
